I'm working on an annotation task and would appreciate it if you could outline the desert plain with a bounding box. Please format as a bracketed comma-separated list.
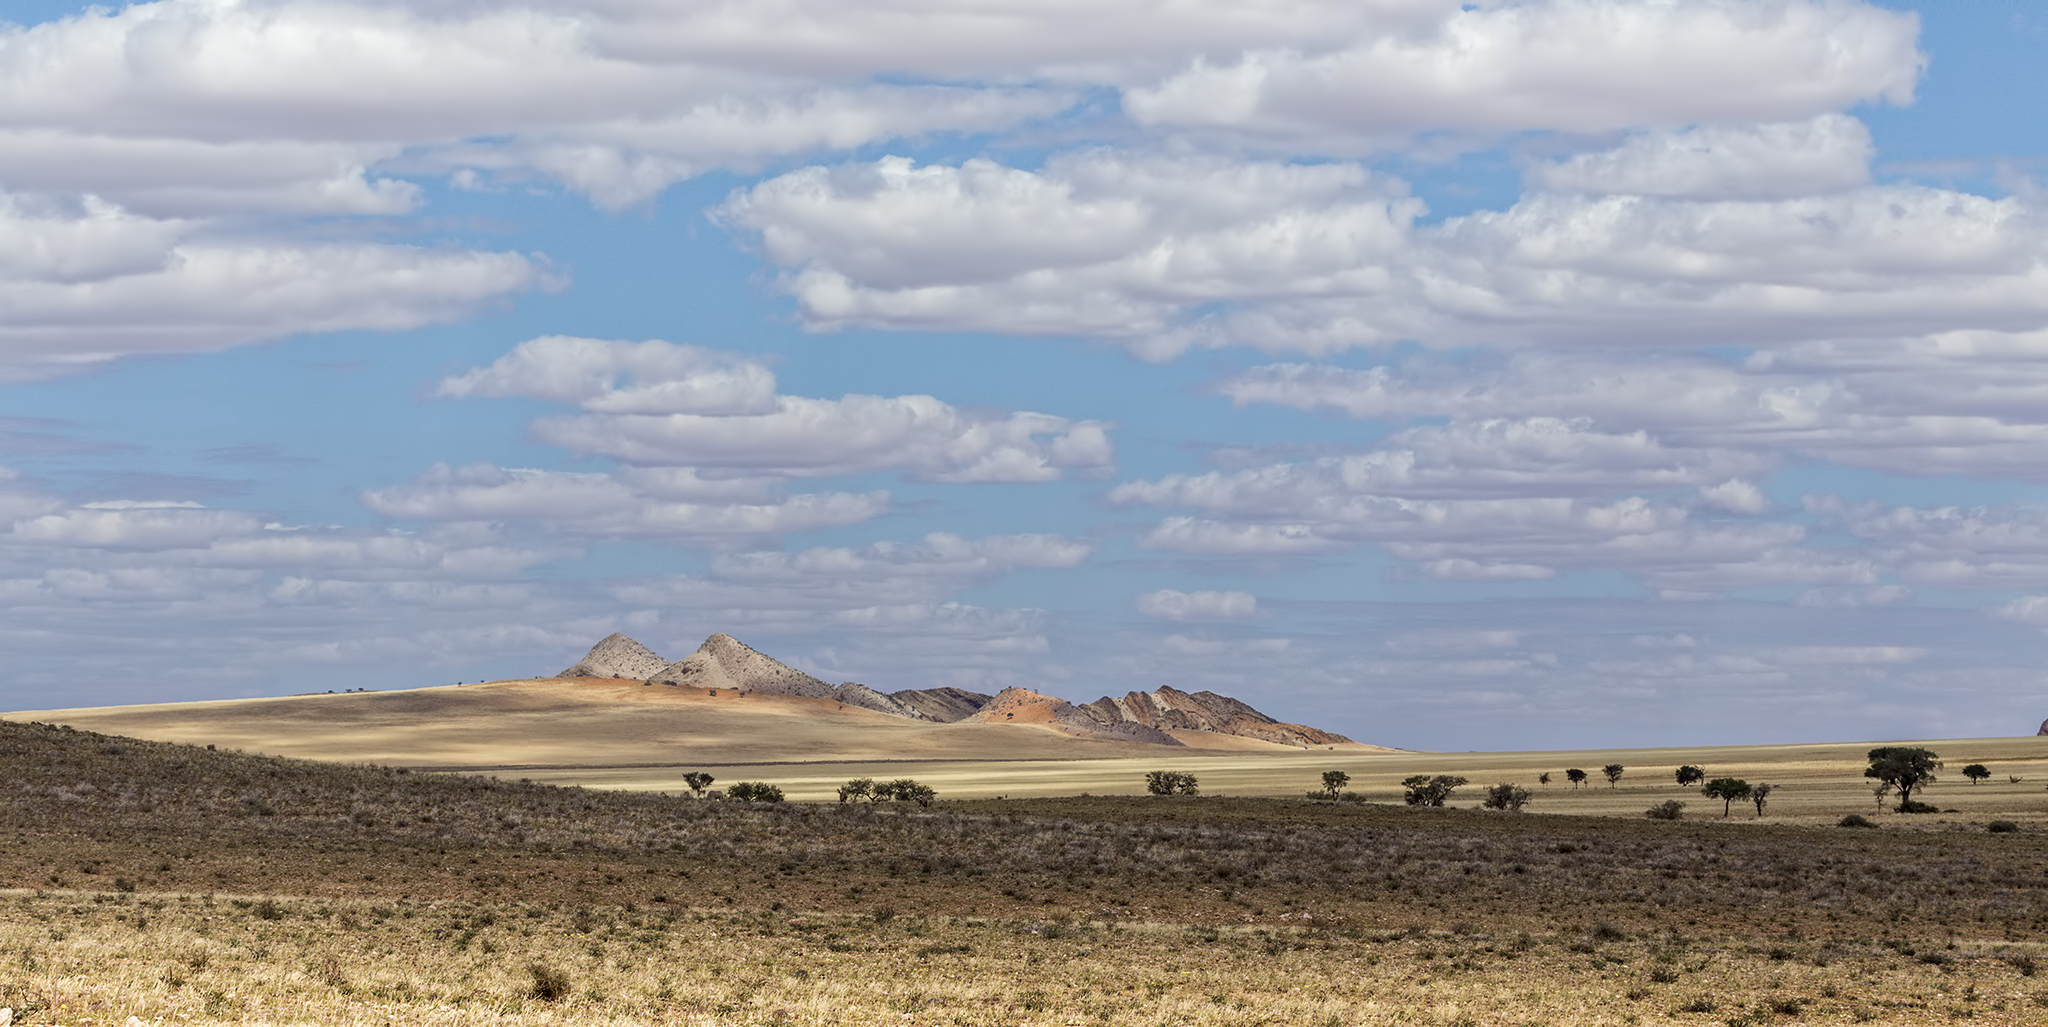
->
[5, 677, 2048, 1026]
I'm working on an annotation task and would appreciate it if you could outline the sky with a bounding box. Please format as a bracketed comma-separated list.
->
[2, 1, 2047, 751]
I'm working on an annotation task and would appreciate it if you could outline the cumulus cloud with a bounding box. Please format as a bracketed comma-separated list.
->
[439, 337, 1115, 483]
[0, 193, 546, 377]
[1122, 1, 1919, 146]
[723, 148, 2048, 359]
[1526, 114, 1874, 199]
[1133, 589, 1257, 620]
[361, 463, 890, 542]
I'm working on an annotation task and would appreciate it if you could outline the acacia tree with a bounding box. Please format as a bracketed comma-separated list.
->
[1402, 774, 1468, 807]
[1602, 764, 1625, 788]
[1320, 770, 1351, 799]
[1750, 782, 1773, 817]
[837, 777, 873, 803]
[1701, 777, 1752, 817]
[1865, 747, 1942, 811]
[682, 772, 715, 798]
[1963, 763, 1992, 785]
[1565, 768, 1588, 788]
[1675, 765, 1706, 787]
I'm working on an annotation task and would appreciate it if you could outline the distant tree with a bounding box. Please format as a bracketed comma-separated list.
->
[726, 781, 784, 803]
[1402, 774, 1468, 807]
[1481, 783, 1533, 812]
[682, 772, 715, 798]
[1565, 768, 1588, 789]
[1962, 764, 1991, 786]
[837, 777, 874, 803]
[1674, 765, 1706, 787]
[1602, 764, 1625, 788]
[1539, 772, 1551, 787]
[1644, 799, 1686, 821]
[1701, 778, 1752, 817]
[1145, 770, 1199, 796]
[1750, 782, 1773, 817]
[1320, 770, 1351, 799]
[1870, 781, 1892, 809]
[872, 780, 936, 807]
[1865, 747, 1942, 811]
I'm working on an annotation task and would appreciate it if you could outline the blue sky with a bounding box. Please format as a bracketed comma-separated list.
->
[3, 1, 2047, 750]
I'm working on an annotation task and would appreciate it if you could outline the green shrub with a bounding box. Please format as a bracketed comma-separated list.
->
[1897, 799, 1938, 814]
[726, 782, 785, 803]
[1643, 800, 1685, 821]
[1145, 771, 1199, 796]
[1481, 783, 1533, 812]
[1838, 813, 1877, 828]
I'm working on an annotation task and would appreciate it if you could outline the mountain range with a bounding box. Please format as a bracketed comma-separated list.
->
[559, 632, 1354, 749]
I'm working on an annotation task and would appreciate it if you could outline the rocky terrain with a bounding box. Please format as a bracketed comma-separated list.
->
[557, 633, 1353, 748]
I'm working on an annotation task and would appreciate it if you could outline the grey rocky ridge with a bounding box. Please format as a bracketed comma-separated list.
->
[554, 632, 1352, 747]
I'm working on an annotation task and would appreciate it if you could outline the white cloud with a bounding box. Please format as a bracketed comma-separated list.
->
[361, 463, 890, 542]
[0, 192, 546, 377]
[437, 335, 779, 415]
[1526, 114, 1873, 200]
[1133, 589, 1257, 620]
[1123, 1, 1919, 146]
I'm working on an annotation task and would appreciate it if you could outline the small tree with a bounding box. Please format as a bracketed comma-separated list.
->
[1539, 772, 1551, 787]
[1402, 774, 1468, 807]
[1565, 768, 1587, 789]
[1865, 747, 1942, 811]
[1962, 764, 1991, 786]
[894, 781, 937, 807]
[682, 772, 715, 798]
[727, 781, 784, 803]
[837, 777, 873, 803]
[1481, 783, 1533, 812]
[1602, 764, 1625, 788]
[1750, 782, 1773, 817]
[1320, 770, 1351, 799]
[1701, 777, 1751, 817]
[1674, 765, 1706, 787]
[1145, 770, 1199, 796]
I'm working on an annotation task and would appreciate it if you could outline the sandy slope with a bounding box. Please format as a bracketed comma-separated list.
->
[4, 677, 1351, 767]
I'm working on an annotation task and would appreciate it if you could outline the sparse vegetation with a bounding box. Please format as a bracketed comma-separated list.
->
[10, 719, 2048, 1025]
[1480, 782, 1532, 812]
[725, 781, 785, 803]
[1145, 770, 1199, 796]
[1644, 799, 1686, 820]
[1400, 774, 1467, 807]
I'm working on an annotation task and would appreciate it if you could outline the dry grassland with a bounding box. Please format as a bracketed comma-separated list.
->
[8, 714, 2048, 1024]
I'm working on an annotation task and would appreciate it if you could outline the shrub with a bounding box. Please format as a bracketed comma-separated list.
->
[1401, 775, 1467, 807]
[1145, 771, 1199, 796]
[1481, 783, 1533, 812]
[1987, 820, 2021, 834]
[1643, 800, 1685, 821]
[838, 778, 874, 803]
[726, 782, 785, 803]
[1897, 799, 1938, 814]
[1838, 813, 1877, 828]
[875, 779, 936, 807]
[528, 962, 572, 1001]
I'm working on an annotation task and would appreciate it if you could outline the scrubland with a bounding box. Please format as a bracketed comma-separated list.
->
[7, 719, 2048, 1025]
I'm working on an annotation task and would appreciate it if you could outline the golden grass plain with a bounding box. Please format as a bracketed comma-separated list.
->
[14, 677, 2048, 827]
